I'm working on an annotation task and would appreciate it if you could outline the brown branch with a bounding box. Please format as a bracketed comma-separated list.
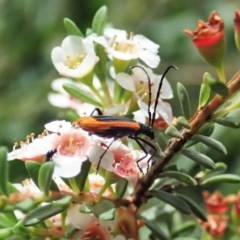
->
[132, 70, 240, 208]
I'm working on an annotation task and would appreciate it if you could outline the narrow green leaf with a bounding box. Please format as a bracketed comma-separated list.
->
[38, 162, 55, 196]
[0, 147, 9, 196]
[177, 82, 191, 120]
[165, 126, 182, 139]
[94, 43, 107, 82]
[138, 215, 170, 240]
[176, 116, 191, 129]
[15, 198, 35, 212]
[212, 117, 240, 128]
[197, 123, 215, 136]
[0, 228, 12, 238]
[0, 213, 15, 228]
[184, 123, 215, 148]
[171, 221, 196, 238]
[74, 159, 91, 192]
[149, 190, 191, 215]
[63, 18, 84, 37]
[177, 194, 207, 221]
[163, 163, 178, 171]
[25, 161, 41, 188]
[86, 28, 93, 36]
[53, 195, 72, 208]
[202, 162, 227, 180]
[63, 83, 102, 108]
[198, 81, 211, 108]
[92, 6, 108, 35]
[201, 174, 240, 185]
[204, 73, 229, 96]
[3, 212, 18, 225]
[192, 135, 227, 155]
[65, 224, 77, 238]
[181, 148, 215, 169]
[116, 179, 128, 199]
[23, 196, 71, 226]
[92, 199, 115, 221]
[159, 171, 197, 186]
[79, 203, 92, 213]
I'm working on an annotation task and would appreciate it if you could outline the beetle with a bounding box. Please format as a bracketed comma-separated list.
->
[74, 65, 176, 173]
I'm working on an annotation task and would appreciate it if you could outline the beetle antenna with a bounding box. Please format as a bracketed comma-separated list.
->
[131, 65, 152, 126]
[151, 65, 178, 128]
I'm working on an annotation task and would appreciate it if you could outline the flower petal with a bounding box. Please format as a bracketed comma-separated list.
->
[53, 155, 86, 178]
[116, 73, 136, 91]
[139, 49, 160, 68]
[156, 101, 173, 125]
[87, 145, 114, 171]
[48, 93, 71, 108]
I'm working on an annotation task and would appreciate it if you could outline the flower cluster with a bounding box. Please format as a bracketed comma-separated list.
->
[4, 6, 240, 240]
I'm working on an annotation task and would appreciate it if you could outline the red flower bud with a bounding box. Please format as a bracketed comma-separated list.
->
[203, 191, 229, 214]
[234, 11, 240, 51]
[184, 11, 226, 68]
[199, 214, 228, 237]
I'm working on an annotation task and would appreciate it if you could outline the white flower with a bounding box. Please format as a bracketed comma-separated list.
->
[116, 64, 173, 100]
[94, 28, 160, 68]
[67, 204, 125, 240]
[51, 35, 99, 78]
[8, 120, 96, 178]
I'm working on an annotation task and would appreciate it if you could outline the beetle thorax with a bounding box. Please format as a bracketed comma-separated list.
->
[139, 123, 155, 140]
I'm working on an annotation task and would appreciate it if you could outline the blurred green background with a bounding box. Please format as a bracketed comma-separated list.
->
[1, 0, 240, 189]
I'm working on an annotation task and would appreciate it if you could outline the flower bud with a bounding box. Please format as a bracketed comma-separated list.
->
[203, 191, 229, 214]
[234, 11, 240, 51]
[184, 11, 226, 68]
[199, 214, 228, 238]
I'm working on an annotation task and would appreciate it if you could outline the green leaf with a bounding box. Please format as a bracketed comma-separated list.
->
[204, 73, 229, 96]
[165, 126, 182, 139]
[63, 83, 102, 108]
[181, 148, 215, 169]
[53, 195, 72, 208]
[94, 43, 107, 82]
[0, 213, 15, 228]
[197, 123, 215, 136]
[0, 228, 12, 239]
[198, 81, 211, 108]
[92, 199, 115, 221]
[116, 179, 128, 199]
[38, 162, 55, 196]
[192, 135, 227, 154]
[92, 6, 108, 35]
[138, 215, 170, 240]
[149, 190, 191, 215]
[163, 163, 178, 171]
[177, 82, 191, 120]
[159, 171, 197, 186]
[171, 221, 196, 238]
[65, 224, 77, 238]
[73, 159, 91, 192]
[79, 203, 92, 214]
[201, 174, 240, 185]
[212, 117, 240, 128]
[184, 123, 215, 148]
[25, 161, 41, 188]
[15, 198, 35, 212]
[63, 18, 84, 37]
[0, 147, 9, 196]
[176, 116, 191, 129]
[202, 162, 227, 180]
[177, 194, 207, 221]
[22, 196, 72, 226]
